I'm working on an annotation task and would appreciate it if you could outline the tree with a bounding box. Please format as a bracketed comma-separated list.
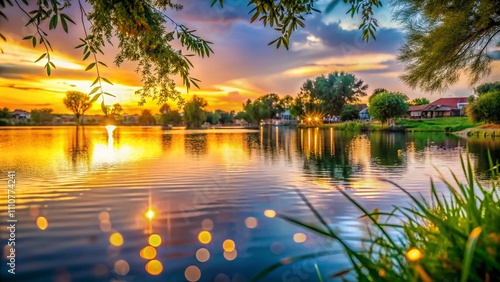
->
[339, 105, 360, 121]
[299, 71, 368, 117]
[206, 111, 221, 125]
[468, 90, 500, 124]
[138, 109, 155, 125]
[215, 110, 235, 124]
[158, 103, 182, 125]
[368, 91, 409, 125]
[1, 1, 381, 109]
[280, 95, 294, 110]
[368, 88, 388, 104]
[397, 0, 500, 92]
[63, 91, 92, 125]
[410, 98, 430, 106]
[0, 107, 10, 119]
[31, 108, 54, 125]
[183, 95, 207, 129]
[475, 82, 500, 96]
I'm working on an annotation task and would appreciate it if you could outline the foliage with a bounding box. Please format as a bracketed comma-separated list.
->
[297, 71, 368, 117]
[339, 105, 360, 121]
[235, 111, 250, 123]
[242, 94, 284, 123]
[183, 95, 207, 128]
[410, 97, 430, 106]
[30, 108, 54, 125]
[0, 107, 11, 119]
[279, 95, 294, 110]
[206, 111, 221, 125]
[63, 91, 92, 125]
[475, 82, 500, 96]
[1, 0, 382, 111]
[468, 90, 500, 124]
[397, 117, 481, 132]
[368, 91, 409, 124]
[258, 154, 500, 282]
[368, 88, 388, 104]
[158, 103, 181, 125]
[138, 109, 155, 125]
[215, 109, 235, 124]
[396, 0, 500, 92]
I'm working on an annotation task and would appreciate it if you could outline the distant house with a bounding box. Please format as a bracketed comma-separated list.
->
[11, 109, 30, 120]
[407, 97, 469, 118]
[359, 107, 371, 120]
[274, 109, 297, 125]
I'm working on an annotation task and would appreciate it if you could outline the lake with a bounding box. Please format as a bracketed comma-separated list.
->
[0, 126, 498, 282]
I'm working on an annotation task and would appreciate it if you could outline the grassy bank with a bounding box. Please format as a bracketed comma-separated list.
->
[257, 155, 500, 281]
[298, 117, 482, 133]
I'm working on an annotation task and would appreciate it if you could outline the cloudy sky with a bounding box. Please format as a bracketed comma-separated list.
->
[1, 0, 499, 114]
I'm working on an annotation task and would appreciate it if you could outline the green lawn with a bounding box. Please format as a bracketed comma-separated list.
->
[396, 117, 482, 132]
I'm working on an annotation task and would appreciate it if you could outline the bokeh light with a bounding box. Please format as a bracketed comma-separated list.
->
[113, 259, 129, 276]
[98, 211, 110, 221]
[293, 233, 307, 243]
[406, 248, 423, 262]
[264, 209, 276, 218]
[222, 239, 236, 252]
[109, 232, 124, 247]
[198, 231, 212, 244]
[37, 217, 48, 230]
[148, 234, 162, 247]
[99, 220, 112, 232]
[145, 208, 156, 221]
[140, 246, 157, 260]
[145, 260, 163, 275]
[201, 219, 213, 230]
[196, 248, 210, 262]
[223, 250, 238, 261]
[244, 217, 258, 228]
[185, 265, 201, 281]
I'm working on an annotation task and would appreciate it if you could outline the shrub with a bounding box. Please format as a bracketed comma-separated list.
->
[469, 90, 500, 124]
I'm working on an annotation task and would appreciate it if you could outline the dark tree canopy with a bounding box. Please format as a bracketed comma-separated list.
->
[183, 95, 207, 128]
[368, 91, 409, 124]
[298, 71, 368, 117]
[410, 98, 430, 106]
[339, 105, 360, 121]
[396, 0, 500, 92]
[63, 91, 92, 125]
[475, 81, 500, 95]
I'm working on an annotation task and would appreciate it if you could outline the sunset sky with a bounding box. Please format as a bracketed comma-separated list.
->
[1, 1, 499, 115]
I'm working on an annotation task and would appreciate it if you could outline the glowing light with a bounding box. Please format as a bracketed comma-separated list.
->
[406, 248, 423, 262]
[148, 234, 162, 247]
[99, 220, 112, 232]
[222, 239, 236, 252]
[98, 211, 110, 221]
[145, 209, 156, 221]
[113, 259, 130, 276]
[145, 260, 163, 275]
[36, 216, 48, 230]
[185, 265, 201, 281]
[293, 233, 307, 243]
[244, 217, 258, 229]
[140, 246, 157, 260]
[198, 231, 212, 244]
[264, 209, 276, 218]
[105, 125, 116, 137]
[201, 219, 214, 230]
[223, 250, 238, 261]
[109, 232, 124, 247]
[196, 248, 210, 262]
[307, 117, 312, 121]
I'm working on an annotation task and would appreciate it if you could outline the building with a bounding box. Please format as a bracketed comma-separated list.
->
[407, 97, 469, 118]
[11, 109, 30, 120]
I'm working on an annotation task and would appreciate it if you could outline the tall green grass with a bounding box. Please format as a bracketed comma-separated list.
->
[255, 153, 500, 281]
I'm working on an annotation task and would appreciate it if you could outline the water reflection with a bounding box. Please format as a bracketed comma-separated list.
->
[0, 126, 499, 281]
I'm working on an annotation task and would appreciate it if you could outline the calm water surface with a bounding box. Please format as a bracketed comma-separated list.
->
[0, 126, 499, 282]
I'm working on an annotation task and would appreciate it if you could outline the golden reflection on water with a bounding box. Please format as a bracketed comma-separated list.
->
[36, 216, 48, 230]
[109, 232, 124, 247]
[145, 260, 163, 275]
[198, 231, 212, 244]
[148, 234, 162, 247]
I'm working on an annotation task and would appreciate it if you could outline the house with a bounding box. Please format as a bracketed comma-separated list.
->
[274, 109, 297, 125]
[11, 109, 30, 120]
[407, 97, 469, 118]
[359, 107, 371, 120]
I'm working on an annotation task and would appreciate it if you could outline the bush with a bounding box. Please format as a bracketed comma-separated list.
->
[469, 90, 500, 124]
[0, 118, 10, 126]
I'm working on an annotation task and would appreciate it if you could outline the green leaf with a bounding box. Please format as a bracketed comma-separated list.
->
[90, 77, 99, 87]
[49, 15, 58, 30]
[89, 86, 100, 95]
[83, 51, 91, 61]
[461, 227, 482, 282]
[101, 77, 113, 85]
[22, 35, 32, 40]
[90, 93, 101, 103]
[101, 100, 107, 115]
[98, 61, 108, 67]
[85, 62, 96, 71]
[61, 16, 68, 33]
[103, 92, 116, 97]
[75, 43, 85, 49]
[45, 64, 51, 76]
[60, 13, 75, 24]
[34, 53, 47, 63]
[32, 36, 36, 47]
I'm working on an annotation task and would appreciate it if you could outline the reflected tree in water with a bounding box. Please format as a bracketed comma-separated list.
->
[67, 126, 90, 170]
